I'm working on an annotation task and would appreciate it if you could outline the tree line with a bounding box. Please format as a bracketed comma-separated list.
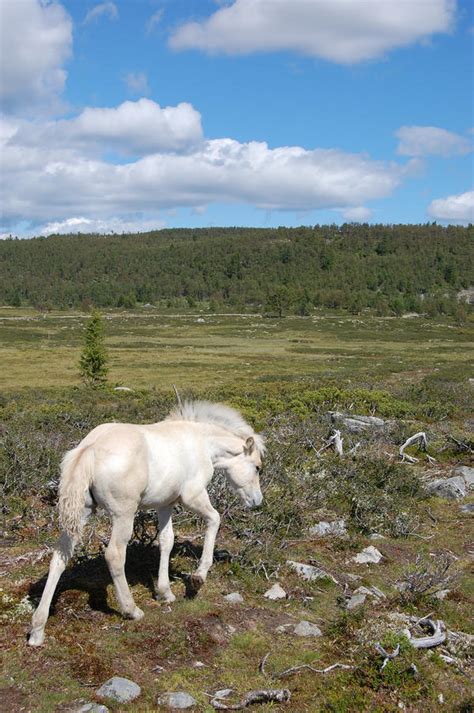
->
[1, 223, 472, 316]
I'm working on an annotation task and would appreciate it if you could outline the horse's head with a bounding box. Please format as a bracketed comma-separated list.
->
[225, 435, 264, 509]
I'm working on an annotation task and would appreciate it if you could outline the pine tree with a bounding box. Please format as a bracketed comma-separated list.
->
[79, 311, 108, 387]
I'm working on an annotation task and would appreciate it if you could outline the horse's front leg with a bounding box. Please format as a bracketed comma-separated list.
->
[156, 506, 176, 603]
[181, 490, 220, 592]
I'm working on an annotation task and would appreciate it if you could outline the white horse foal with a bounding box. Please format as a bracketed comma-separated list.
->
[29, 400, 264, 646]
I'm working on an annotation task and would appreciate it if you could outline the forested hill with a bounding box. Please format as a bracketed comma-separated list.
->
[1, 224, 472, 315]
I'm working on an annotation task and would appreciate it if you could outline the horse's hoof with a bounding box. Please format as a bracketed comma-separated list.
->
[125, 606, 144, 620]
[189, 574, 204, 593]
[28, 629, 45, 647]
[157, 590, 176, 603]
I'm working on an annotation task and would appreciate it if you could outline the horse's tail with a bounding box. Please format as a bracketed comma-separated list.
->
[58, 445, 94, 541]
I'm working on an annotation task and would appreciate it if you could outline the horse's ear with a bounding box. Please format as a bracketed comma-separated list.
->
[244, 436, 255, 455]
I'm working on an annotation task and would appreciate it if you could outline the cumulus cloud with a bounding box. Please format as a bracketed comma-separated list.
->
[341, 206, 372, 222]
[427, 190, 474, 223]
[0, 0, 72, 114]
[83, 2, 118, 25]
[37, 215, 165, 236]
[9, 98, 204, 155]
[123, 72, 150, 96]
[1, 123, 403, 232]
[396, 126, 472, 157]
[169, 0, 455, 63]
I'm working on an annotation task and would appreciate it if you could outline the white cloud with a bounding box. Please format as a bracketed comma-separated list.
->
[83, 2, 118, 25]
[1, 124, 403, 232]
[10, 98, 204, 155]
[427, 190, 474, 223]
[38, 215, 165, 236]
[145, 9, 163, 35]
[0, 0, 72, 114]
[342, 206, 372, 222]
[123, 72, 150, 96]
[169, 0, 455, 63]
[396, 126, 472, 157]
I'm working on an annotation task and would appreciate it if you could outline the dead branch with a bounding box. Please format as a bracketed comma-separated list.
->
[172, 383, 183, 409]
[318, 430, 343, 456]
[406, 617, 446, 649]
[374, 643, 400, 671]
[349, 442, 361, 456]
[259, 652, 354, 680]
[399, 432, 427, 463]
[210, 689, 291, 709]
[447, 435, 473, 454]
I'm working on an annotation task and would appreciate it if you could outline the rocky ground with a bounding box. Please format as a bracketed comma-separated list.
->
[1, 406, 473, 712]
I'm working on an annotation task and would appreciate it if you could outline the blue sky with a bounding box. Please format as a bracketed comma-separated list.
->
[0, 0, 472, 236]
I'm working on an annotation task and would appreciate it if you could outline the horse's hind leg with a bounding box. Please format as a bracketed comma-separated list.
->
[28, 531, 76, 646]
[105, 513, 143, 620]
[29, 501, 94, 646]
[155, 506, 176, 603]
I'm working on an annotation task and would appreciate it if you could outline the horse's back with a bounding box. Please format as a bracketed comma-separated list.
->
[81, 423, 150, 512]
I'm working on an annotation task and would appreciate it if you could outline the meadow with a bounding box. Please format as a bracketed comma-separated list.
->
[1, 307, 473, 712]
[1, 306, 472, 393]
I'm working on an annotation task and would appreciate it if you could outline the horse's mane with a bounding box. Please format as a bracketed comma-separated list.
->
[166, 400, 265, 454]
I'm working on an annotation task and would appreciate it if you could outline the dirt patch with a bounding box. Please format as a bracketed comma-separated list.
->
[0, 687, 26, 712]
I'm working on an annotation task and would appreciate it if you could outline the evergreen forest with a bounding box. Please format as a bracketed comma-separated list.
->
[1, 223, 472, 316]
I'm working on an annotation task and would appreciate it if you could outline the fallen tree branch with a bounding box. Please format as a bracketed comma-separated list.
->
[317, 430, 344, 457]
[259, 652, 354, 679]
[399, 432, 427, 463]
[172, 383, 183, 409]
[406, 617, 446, 649]
[447, 435, 473, 454]
[374, 643, 400, 670]
[210, 689, 291, 709]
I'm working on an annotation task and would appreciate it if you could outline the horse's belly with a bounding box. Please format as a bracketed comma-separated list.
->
[140, 478, 181, 508]
[139, 443, 184, 507]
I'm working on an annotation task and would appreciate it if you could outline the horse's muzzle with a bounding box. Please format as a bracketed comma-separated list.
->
[247, 490, 263, 508]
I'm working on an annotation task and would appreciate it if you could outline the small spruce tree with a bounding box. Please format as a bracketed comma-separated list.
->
[79, 310, 108, 387]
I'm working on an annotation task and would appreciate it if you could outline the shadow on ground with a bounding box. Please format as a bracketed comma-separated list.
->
[28, 540, 232, 617]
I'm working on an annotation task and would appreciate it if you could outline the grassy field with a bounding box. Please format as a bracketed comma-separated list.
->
[1, 307, 473, 392]
[1, 308, 473, 712]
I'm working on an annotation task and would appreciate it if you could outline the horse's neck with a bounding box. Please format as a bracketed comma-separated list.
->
[204, 424, 243, 466]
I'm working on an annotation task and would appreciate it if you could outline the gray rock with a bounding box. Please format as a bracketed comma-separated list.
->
[275, 623, 292, 634]
[430, 476, 466, 499]
[113, 386, 134, 393]
[264, 583, 286, 600]
[286, 560, 338, 583]
[61, 704, 109, 713]
[156, 692, 197, 709]
[427, 469, 474, 499]
[212, 689, 233, 700]
[353, 546, 383, 564]
[460, 503, 474, 513]
[454, 466, 474, 480]
[224, 592, 244, 603]
[328, 411, 385, 433]
[309, 519, 347, 537]
[434, 589, 451, 600]
[346, 593, 367, 610]
[96, 677, 141, 704]
[293, 620, 323, 637]
[354, 585, 385, 599]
